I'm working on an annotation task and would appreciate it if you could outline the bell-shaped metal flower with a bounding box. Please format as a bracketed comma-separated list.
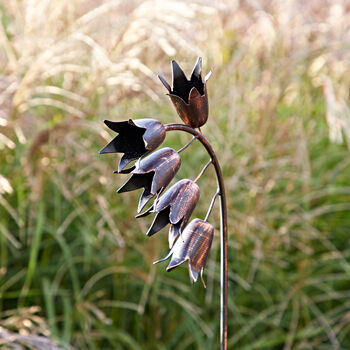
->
[137, 179, 200, 248]
[117, 147, 181, 213]
[154, 218, 214, 287]
[158, 57, 212, 129]
[99, 118, 166, 173]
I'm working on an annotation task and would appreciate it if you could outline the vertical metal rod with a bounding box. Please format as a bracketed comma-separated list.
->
[165, 124, 228, 350]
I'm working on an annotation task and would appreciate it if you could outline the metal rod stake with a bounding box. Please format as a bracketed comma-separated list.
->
[165, 123, 228, 350]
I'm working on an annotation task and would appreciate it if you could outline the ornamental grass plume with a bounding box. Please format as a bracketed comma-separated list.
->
[100, 57, 229, 349]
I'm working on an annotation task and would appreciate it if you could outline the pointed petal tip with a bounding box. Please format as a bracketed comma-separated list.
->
[153, 250, 173, 265]
[158, 74, 171, 92]
[166, 256, 187, 271]
[99, 143, 114, 154]
[137, 193, 152, 213]
[189, 266, 199, 283]
[204, 71, 212, 83]
[195, 57, 202, 68]
[103, 119, 117, 130]
[115, 166, 135, 174]
[116, 184, 126, 193]
[171, 60, 187, 82]
[135, 205, 153, 218]
[191, 57, 203, 81]
[118, 155, 133, 173]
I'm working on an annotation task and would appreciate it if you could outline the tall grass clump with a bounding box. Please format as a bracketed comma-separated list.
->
[1, 0, 350, 349]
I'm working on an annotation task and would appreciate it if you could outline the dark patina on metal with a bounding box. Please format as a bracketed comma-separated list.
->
[158, 57, 211, 129]
[137, 179, 200, 248]
[100, 57, 229, 349]
[117, 147, 181, 212]
[154, 218, 214, 287]
[99, 119, 166, 173]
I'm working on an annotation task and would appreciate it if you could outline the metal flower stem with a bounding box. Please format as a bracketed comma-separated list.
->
[164, 123, 228, 350]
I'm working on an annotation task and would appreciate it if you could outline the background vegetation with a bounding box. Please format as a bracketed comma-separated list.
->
[1, 0, 350, 349]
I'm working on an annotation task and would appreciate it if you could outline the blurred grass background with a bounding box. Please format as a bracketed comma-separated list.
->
[1, 0, 350, 349]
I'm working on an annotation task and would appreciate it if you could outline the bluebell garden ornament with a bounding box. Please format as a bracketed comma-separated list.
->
[117, 147, 181, 212]
[136, 179, 200, 248]
[154, 218, 214, 287]
[100, 58, 229, 349]
[99, 119, 166, 173]
[158, 57, 211, 128]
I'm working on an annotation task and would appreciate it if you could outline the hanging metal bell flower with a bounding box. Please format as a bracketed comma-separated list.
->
[154, 218, 214, 287]
[99, 119, 166, 173]
[117, 147, 181, 212]
[158, 57, 211, 129]
[137, 179, 200, 248]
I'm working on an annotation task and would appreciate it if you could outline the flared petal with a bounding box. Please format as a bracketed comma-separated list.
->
[100, 119, 165, 172]
[100, 120, 146, 155]
[135, 204, 154, 218]
[140, 180, 200, 241]
[172, 60, 188, 91]
[153, 248, 174, 265]
[138, 191, 154, 213]
[159, 58, 210, 128]
[190, 57, 202, 81]
[168, 220, 182, 248]
[204, 71, 212, 83]
[117, 172, 154, 194]
[158, 74, 171, 92]
[155, 219, 214, 287]
[146, 207, 170, 236]
[190, 57, 204, 95]
[189, 264, 199, 283]
[117, 148, 181, 212]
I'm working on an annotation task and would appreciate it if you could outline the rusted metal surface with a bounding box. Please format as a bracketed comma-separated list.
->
[158, 58, 211, 128]
[137, 179, 200, 248]
[99, 118, 165, 172]
[154, 218, 214, 287]
[117, 147, 181, 212]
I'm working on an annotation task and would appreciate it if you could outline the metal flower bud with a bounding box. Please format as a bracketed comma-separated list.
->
[117, 147, 181, 213]
[99, 118, 166, 173]
[158, 57, 211, 129]
[154, 219, 214, 287]
[137, 179, 200, 248]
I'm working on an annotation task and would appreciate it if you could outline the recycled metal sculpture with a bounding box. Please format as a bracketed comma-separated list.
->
[100, 58, 228, 349]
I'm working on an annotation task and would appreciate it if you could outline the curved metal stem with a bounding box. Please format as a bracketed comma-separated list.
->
[194, 159, 212, 183]
[177, 135, 197, 153]
[165, 124, 228, 350]
[205, 188, 220, 222]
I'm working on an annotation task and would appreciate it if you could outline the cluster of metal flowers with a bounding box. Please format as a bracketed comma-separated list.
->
[100, 58, 214, 286]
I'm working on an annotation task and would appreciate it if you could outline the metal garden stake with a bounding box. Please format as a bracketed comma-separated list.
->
[100, 58, 228, 349]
